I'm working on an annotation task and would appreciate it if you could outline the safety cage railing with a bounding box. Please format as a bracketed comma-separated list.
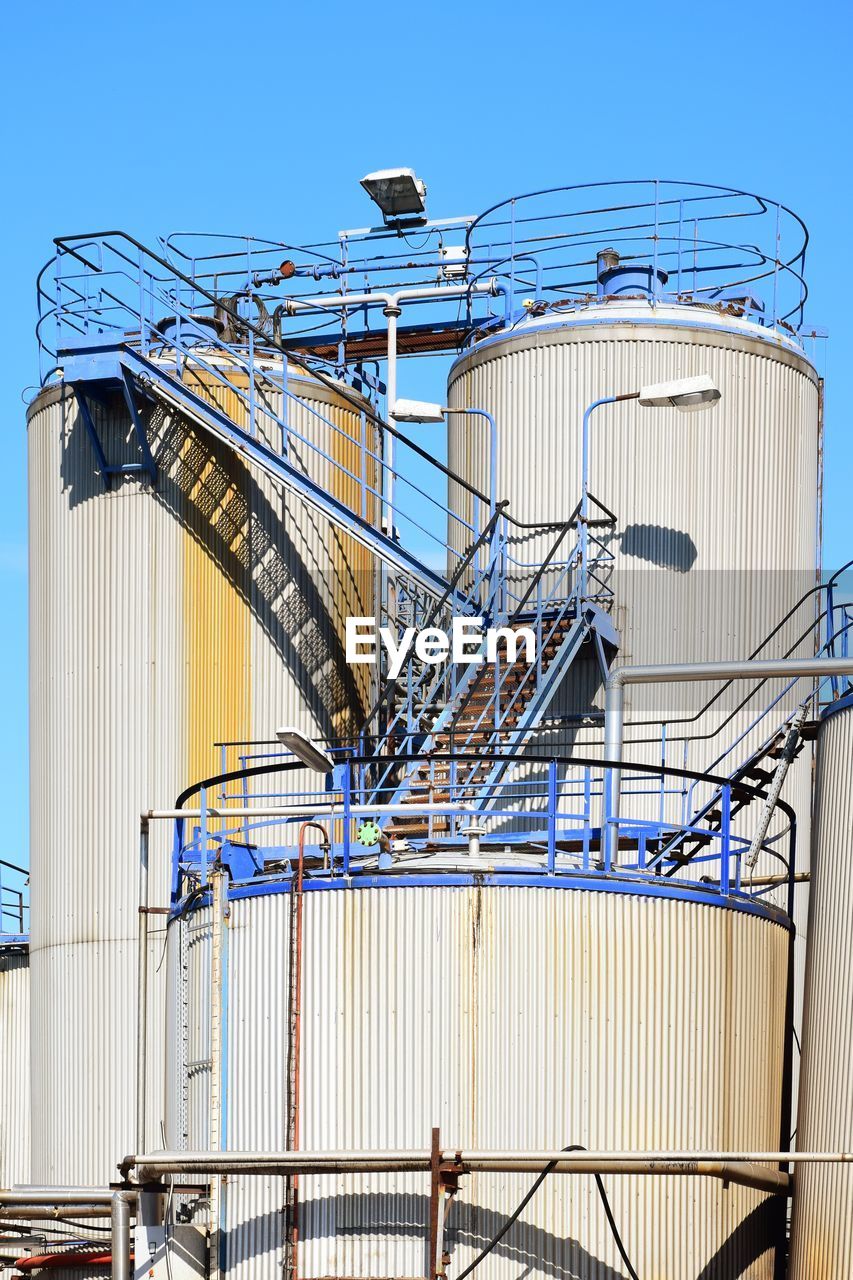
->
[37, 181, 812, 403]
[464, 179, 810, 335]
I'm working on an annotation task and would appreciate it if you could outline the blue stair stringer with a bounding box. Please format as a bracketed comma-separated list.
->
[59, 338, 463, 604]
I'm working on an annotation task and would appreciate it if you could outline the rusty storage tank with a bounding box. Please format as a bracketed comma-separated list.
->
[789, 694, 853, 1278]
[165, 871, 790, 1280]
[26, 355, 376, 1190]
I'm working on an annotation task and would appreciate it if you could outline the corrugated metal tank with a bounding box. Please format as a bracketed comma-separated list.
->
[448, 299, 819, 1051]
[167, 882, 790, 1280]
[789, 696, 853, 1278]
[447, 303, 819, 762]
[0, 948, 29, 1188]
[26, 365, 375, 1189]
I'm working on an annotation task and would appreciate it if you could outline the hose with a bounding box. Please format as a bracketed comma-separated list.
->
[14, 1250, 128, 1272]
[453, 1144, 640, 1280]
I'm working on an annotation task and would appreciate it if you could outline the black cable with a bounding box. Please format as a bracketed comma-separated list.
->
[454, 1144, 640, 1280]
[0, 1221, 111, 1238]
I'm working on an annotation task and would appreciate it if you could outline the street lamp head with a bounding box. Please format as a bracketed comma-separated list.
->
[275, 727, 334, 774]
[390, 399, 446, 424]
[638, 374, 721, 412]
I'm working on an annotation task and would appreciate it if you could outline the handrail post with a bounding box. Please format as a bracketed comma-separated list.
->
[200, 785, 209, 887]
[772, 202, 781, 329]
[720, 783, 732, 895]
[547, 760, 557, 872]
[603, 766, 613, 873]
[138, 247, 147, 356]
[343, 766, 351, 875]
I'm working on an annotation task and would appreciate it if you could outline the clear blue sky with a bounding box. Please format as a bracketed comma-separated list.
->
[1, 0, 850, 863]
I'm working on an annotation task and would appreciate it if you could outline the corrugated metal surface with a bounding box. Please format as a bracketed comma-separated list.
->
[789, 702, 853, 1278]
[448, 308, 818, 1042]
[0, 950, 30, 1187]
[175, 883, 789, 1279]
[448, 311, 819, 743]
[26, 366, 374, 1190]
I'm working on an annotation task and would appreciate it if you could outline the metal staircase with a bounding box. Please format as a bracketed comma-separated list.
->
[387, 608, 614, 839]
[360, 504, 618, 830]
[48, 231, 619, 830]
[60, 336, 456, 601]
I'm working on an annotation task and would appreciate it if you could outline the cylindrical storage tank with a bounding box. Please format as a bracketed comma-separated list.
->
[0, 947, 29, 1189]
[789, 695, 853, 1278]
[167, 878, 790, 1280]
[447, 301, 819, 1034]
[26, 364, 376, 1188]
[448, 303, 820, 766]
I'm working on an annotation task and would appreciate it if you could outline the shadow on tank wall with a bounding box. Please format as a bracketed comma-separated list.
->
[619, 523, 699, 573]
[57, 388, 368, 742]
[219, 1188, 782, 1280]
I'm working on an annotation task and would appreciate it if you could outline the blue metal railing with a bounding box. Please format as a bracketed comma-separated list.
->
[38, 232, 500, 599]
[673, 595, 853, 828]
[38, 183, 813, 393]
[464, 180, 810, 335]
[0, 858, 28, 938]
[169, 751, 795, 921]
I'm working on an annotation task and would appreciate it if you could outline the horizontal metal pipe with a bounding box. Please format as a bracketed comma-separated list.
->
[0, 1191, 129, 1206]
[129, 1157, 784, 1195]
[464, 1159, 788, 1194]
[610, 658, 853, 689]
[144, 802, 483, 821]
[127, 1148, 853, 1174]
[0, 1205, 115, 1219]
[732, 871, 810, 888]
[124, 1149, 847, 1194]
[283, 280, 496, 316]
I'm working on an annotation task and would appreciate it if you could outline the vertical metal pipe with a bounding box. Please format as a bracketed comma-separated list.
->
[209, 866, 230, 1280]
[382, 304, 401, 533]
[111, 1194, 131, 1280]
[427, 1127, 441, 1280]
[288, 822, 326, 1280]
[580, 395, 633, 592]
[136, 818, 150, 1155]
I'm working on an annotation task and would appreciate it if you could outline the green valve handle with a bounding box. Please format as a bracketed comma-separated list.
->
[357, 819, 382, 847]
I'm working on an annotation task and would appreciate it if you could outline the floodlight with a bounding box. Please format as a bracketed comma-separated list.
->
[360, 168, 427, 222]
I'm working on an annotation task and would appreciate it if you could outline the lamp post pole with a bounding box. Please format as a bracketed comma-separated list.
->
[580, 392, 639, 589]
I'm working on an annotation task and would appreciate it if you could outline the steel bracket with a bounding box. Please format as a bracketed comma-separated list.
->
[71, 366, 158, 489]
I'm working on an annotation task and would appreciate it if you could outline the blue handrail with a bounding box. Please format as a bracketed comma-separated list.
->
[170, 750, 794, 921]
